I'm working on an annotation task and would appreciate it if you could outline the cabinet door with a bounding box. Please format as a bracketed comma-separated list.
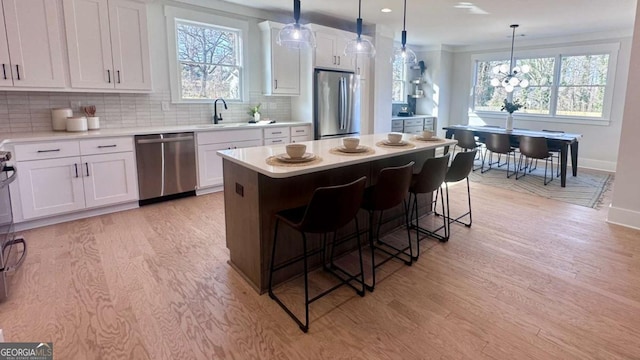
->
[335, 36, 354, 72]
[17, 157, 85, 220]
[314, 32, 337, 69]
[270, 28, 299, 95]
[2, 0, 66, 88]
[355, 54, 370, 79]
[63, 0, 114, 89]
[0, 5, 12, 88]
[198, 139, 262, 188]
[108, 0, 151, 90]
[83, 152, 138, 208]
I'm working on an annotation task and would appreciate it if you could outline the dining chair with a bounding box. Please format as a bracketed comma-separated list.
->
[542, 129, 564, 177]
[408, 154, 451, 259]
[268, 177, 367, 333]
[451, 129, 481, 171]
[481, 133, 517, 177]
[516, 136, 554, 185]
[360, 162, 414, 291]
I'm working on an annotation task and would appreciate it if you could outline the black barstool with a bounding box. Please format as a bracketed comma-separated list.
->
[436, 150, 477, 232]
[408, 154, 451, 258]
[268, 177, 367, 333]
[481, 133, 517, 177]
[360, 161, 415, 291]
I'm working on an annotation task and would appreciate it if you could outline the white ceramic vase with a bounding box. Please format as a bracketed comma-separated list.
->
[506, 113, 514, 132]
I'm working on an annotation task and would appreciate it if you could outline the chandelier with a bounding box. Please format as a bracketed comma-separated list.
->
[490, 24, 530, 93]
[392, 0, 417, 64]
[277, 0, 316, 49]
[344, 0, 376, 58]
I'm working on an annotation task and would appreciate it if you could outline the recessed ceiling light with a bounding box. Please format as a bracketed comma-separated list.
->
[381, 8, 392, 13]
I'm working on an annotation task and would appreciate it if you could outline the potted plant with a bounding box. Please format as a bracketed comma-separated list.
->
[248, 103, 261, 122]
[501, 98, 524, 131]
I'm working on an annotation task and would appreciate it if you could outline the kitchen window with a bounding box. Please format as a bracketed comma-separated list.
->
[165, 6, 249, 103]
[471, 43, 619, 124]
[392, 56, 406, 103]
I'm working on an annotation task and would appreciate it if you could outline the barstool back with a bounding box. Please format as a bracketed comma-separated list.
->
[299, 177, 367, 233]
[411, 154, 451, 194]
[363, 162, 414, 211]
[446, 150, 478, 183]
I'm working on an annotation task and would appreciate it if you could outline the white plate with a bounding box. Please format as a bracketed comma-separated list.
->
[382, 140, 409, 146]
[275, 152, 316, 163]
[336, 145, 368, 153]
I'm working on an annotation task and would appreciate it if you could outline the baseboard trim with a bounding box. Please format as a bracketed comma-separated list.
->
[14, 202, 139, 231]
[578, 158, 617, 172]
[607, 205, 640, 230]
[196, 186, 223, 195]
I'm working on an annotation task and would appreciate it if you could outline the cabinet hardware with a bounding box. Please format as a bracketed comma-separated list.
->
[98, 145, 117, 148]
[2, 64, 6, 80]
[117, 70, 121, 84]
[272, 131, 282, 135]
[272, 139, 282, 143]
[295, 130, 304, 133]
[337, 56, 341, 65]
[74, 163, 78, 178]
[107, 70, 111, 83]
[15, 65, 20, 80]
[37, 149, 60, 153]
[85, 163, 90, 177]
[275, 79, 278, 89]
[333, 56, 336, 65]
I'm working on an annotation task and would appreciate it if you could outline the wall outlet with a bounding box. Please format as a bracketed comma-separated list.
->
[161, 101, 170, 111]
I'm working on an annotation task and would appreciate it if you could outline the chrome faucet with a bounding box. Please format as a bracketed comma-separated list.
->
[213, 98, 228, 124]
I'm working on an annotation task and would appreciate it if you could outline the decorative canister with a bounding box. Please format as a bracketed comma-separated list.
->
[87, 116, 100, 130]
[51, 108, 73, 131]
[66, 116, 88, 132]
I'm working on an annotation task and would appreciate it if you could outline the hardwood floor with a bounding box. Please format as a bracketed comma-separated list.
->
[2, 180, 639, 359]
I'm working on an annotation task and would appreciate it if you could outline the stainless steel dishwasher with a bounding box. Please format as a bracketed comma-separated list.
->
[135, 133, 197, 204]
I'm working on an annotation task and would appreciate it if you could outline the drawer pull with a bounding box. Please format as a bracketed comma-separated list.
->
[272, 131, 282, 135]
[37, 149, 61, 153]
[98, 145, 117, 148]
[272, 139, 282, 143]
[74, 163, 78, 178]
[295, 130, 304, 133]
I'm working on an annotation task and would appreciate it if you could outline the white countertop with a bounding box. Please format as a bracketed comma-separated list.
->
[0, 121, 311, 146]
[217, 133, 456, 179]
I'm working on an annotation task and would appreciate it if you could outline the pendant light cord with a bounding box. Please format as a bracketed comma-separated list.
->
[509, 24, 518, 74]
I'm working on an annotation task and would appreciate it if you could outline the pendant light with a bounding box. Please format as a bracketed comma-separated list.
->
[277, 0, 316, 49]
[344, 0, 376, 58]
[490, 24, 530, 93]
[392, 0, 417, 64]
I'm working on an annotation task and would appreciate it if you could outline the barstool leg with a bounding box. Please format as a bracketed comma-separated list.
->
[268, 219, 281, 298]
[412, 193, 420, 261]
[441, 186, 449, 242]
[301, 233, 310, 333]
[403, 199, 413, 263]
[354, 217, 366, 296]
[466, 177, 472, 227]
[366, 210, 376, 292]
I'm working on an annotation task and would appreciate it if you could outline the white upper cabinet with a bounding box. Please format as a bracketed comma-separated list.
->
[0, 0, 66, 88]
[258, 21, 300, 96]
[314, 30, 354, 72]
[63, 0, 151, 90]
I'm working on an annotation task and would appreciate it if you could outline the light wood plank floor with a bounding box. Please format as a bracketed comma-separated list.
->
[2, 180, 639, 359]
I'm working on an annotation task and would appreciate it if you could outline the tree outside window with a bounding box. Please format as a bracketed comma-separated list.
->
[557, 54, 609, 117]
[392, 56, 406, 103]
[176, 20, 242, 101]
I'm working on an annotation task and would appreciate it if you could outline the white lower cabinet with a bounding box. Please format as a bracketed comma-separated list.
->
[197, 129, 262, 189]
[13, 137, 138, 221]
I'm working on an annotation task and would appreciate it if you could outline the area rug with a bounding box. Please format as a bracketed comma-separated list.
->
[467, 161, 613, 209]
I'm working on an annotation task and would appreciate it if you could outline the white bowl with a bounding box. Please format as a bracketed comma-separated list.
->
[387, 132, 403, 144]
[342, 137, 360, 150]
[422, 130, 434, 139]
[286, 143, 306, 159]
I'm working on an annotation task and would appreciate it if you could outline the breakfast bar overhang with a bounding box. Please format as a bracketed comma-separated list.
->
[217, 134, 457, 293]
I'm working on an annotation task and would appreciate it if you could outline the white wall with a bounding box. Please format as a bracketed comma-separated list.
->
[446, 33, 634, 172]
[608, 1, 640, 230]
[371, 26, 394, 134]
[414, 46, 454, 137]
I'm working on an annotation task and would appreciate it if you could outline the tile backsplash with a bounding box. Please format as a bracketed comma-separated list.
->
[0, 91, 292, 134]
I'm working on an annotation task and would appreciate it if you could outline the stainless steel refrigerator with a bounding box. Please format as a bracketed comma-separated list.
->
[314, 69, 360, 139]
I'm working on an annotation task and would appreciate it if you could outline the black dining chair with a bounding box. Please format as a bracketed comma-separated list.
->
[481, 133, 517, 177]
[451, 129, 481, 170]
[542, 129, 564, 177]
[516, 136, 554, 185]
[360, 162, 415, 291]
[268, 177, 367, 333]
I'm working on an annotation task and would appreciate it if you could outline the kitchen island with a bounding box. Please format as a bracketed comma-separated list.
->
[217, 134, 456, 293]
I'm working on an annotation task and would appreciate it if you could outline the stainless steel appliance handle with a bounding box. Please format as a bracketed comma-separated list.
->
[341, 78, 347, 130]
[2, 236, 27, 272]
[136, 136, 194, 144]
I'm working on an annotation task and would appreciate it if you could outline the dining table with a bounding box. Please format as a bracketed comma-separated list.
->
[443, 125, 582, 187]
[217, 133, 457, 293]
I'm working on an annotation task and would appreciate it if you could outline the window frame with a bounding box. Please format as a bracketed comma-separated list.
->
[470, 42, 620, 125]
[165, 6, 250, 104]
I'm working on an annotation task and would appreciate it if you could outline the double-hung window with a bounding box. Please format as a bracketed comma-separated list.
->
[471, 43, 618, 123]
[165, 6, 249, 103]
[392, 56, 406, 103]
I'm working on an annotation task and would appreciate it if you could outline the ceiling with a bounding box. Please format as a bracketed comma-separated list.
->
[220, 0, 637, 48]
